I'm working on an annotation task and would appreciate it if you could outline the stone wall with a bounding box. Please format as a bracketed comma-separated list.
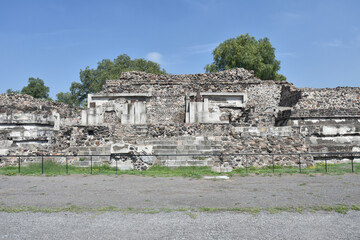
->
[0, 93, 81, 157]
[0, 68, 359, 170]
[294, 87, 360, 110]
[48, 123, 308, 168]
[99, 68, 291, 125]
[0, 93, 81, 119]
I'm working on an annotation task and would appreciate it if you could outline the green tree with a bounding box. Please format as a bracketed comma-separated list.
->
[205, 34, 286, 81]
[6, 89, 20, 94]
[21, 78, 50, 99]
[59, 54, 166, 106]
[56, 91, 80, 106]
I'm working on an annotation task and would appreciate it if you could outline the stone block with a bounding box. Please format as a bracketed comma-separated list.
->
[211, 166, 221, 172]
[117, 160, 134, 170]
[141, 156, 156, 164]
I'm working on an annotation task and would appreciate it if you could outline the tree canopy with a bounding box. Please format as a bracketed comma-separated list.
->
[57, 54, 166, 106]
[21, 77, 50, 99]
[55, 91, 80, 106]
[205, 34, 286, 81]
[6, 89, 20, 94]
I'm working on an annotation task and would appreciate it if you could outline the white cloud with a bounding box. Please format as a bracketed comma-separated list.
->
[146, 52, 163, 64]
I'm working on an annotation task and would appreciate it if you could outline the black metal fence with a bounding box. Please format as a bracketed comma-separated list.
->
[0, 152, 359, 175]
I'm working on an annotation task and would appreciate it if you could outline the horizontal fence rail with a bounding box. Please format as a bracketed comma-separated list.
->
[1, 152, 360, 157]
[0, 152, 359, 175]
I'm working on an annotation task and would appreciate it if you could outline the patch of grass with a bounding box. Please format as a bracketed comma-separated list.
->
[311, 205, 333, 212]
[266, 207, 304, 214]
[0, 205, 358, 215]
[159, 208, 173, 213]
[0, 205, 85, 214]
[184, 212, 197, 219]
[198, 207, 220, 212]
[96, 206, 121, 212]
[309, 205, 350, 214]
[175, 207, 192, 212]
[351, 205, 360, 211]
[198, 207, 261, 215]
[1, 161, 360, 178]
[334, 205, 350, 214]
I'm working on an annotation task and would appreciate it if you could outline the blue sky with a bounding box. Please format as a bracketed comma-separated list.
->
[0, 0, 359, 99]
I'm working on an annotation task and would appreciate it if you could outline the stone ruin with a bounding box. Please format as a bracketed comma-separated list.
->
[0, 68, 359, 171]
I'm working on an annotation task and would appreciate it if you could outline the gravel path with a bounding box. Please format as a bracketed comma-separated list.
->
[1, 174, 360, 239]
[1, 211, 359, 240]
[1, 174, 359, 209]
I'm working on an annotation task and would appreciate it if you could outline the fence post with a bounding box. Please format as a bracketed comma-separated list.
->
[325, 159, 328, 173]
[41, 156, 44, 174]
[18, 157, 21, 173]
[115, 156, 118, 175]
[90, 155, 93, 175]
[246, 158, 248, 174]
[351, 157, 354, 173]
[298, 154, 301, 173]
[66, 157, 68, 174]
[272, 155, 275, 174]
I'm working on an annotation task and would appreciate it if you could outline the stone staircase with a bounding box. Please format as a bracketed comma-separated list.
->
[134, 125, 149, 136]
[143, 136, 222, 167]
[63, 137, 224, 168]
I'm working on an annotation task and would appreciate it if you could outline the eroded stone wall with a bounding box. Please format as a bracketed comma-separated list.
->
[294, 87, 360, 110]
[0, 68, 359, 170]
[0, 93, 81, 157]
[99, 68, 290, 125]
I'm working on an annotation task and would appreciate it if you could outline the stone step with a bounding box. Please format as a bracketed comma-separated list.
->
[153, 145, 178, 150]
[160, 159, 214, 167]
[146, 140, 178, 145]
[67, 146, 111, 152]
[77, 151, 111, 155]
[175, 136, 198, 141]
[72, 160, 104, 167]
[156, 155, 213, 160]
[306, 136, 360, 146]
[153, 149, 177, 155]
[289, 119, 360, 126]
[135, 129, 148, 132]
[309, 145, 358, 153]
[134, 126, 149, 129]
[177, 150, 213, 154]
[73, 155, 110, 161]
[180, 140, 222, 146]
[135, 131, 148, 133]
[185, 145, 221, 150]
